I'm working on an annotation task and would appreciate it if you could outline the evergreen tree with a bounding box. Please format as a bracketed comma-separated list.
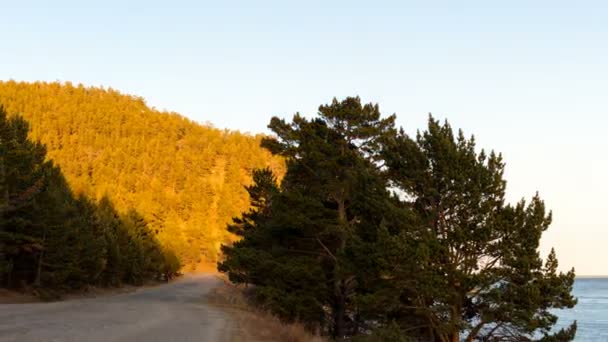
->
[221, 102, 576, 341]
[221, 97, 401, 337]
[0, 108, 48, 287]
[380, 116, 577, 341]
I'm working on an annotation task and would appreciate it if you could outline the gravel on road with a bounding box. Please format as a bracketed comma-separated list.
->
[0, 274, 238, 342]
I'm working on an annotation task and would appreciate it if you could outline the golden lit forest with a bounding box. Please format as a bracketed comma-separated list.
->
[0, 80, 284, 269]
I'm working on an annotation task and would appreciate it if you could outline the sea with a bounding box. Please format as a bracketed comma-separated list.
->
[553, 278, 608, 341]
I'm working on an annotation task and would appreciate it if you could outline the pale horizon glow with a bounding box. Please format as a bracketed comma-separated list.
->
[2, 0, 607, 275]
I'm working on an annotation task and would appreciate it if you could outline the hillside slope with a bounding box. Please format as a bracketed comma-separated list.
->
[0, 80, 284, 267]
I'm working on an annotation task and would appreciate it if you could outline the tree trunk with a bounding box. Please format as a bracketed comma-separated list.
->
[338, 199, 346, 225]
[333, 197, 348, 339]
[6, 259, 13, 288]
[34, 231, 46, 287]
[34, 250, 43, 287]
[333, 280, 347, 340]
[0, 157, 7, 213]
[353, 309, 361, 335]
[450, 308, 461, 342]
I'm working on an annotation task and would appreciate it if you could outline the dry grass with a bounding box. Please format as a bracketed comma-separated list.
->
[208, 276, 325, 342]
[0, 278, 171, 303]
[0, 288, 39, 303]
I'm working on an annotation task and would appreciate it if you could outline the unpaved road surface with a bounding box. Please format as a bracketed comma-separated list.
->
[0, 274, 237, 342]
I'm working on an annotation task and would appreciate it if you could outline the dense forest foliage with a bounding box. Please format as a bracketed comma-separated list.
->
[220, 97, 577, 341]
[0, 108, 179, 290]
[0, 81, 284, 269]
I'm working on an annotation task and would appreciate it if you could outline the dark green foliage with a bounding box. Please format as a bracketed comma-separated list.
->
[540, 321, 577, 341]
[379, 116, 577, 341]
[0, 107, 179, 291]
[221, 97, 404, 337]
[220, 168, 330, 328]
[220, 100, 577, 341]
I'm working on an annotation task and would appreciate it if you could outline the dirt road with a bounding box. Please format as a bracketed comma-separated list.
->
[0, 274, 237, 342]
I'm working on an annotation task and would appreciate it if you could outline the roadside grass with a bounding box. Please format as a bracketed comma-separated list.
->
[0, 277, 173, 303]
[208, 276, 325, 342]
[0, 288, 40, 303]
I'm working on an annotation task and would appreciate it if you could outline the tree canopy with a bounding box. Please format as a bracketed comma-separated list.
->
[220, 98, 577, 341]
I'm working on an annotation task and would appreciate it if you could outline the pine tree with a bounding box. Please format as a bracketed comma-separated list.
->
[381, 116, 577, 341]
[221, 102, 576, 341]
[0, 109, 48, 287]
[221, 97, 400, 337]
[0, 133, 8, 279]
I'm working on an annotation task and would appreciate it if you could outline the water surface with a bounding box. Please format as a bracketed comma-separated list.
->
[554, 277, 608, 341]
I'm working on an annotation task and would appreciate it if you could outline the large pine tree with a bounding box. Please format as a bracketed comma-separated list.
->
[220, 101, 577, 341]
[380, 116, 577, 341]
[220, 97, 401, 337]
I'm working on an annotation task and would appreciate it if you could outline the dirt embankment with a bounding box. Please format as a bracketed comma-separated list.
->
[0, 279, 167, 304]
[207, 276, 325, 342]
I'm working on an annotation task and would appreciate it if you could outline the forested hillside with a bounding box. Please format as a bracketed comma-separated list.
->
[0, 109, 179, 290]
[0, 81, 284, 269]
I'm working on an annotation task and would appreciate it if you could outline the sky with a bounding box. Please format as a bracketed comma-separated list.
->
[2, 0, 607, 275]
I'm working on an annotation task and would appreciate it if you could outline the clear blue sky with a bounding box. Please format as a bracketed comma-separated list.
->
[2, 1, 608, 274]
